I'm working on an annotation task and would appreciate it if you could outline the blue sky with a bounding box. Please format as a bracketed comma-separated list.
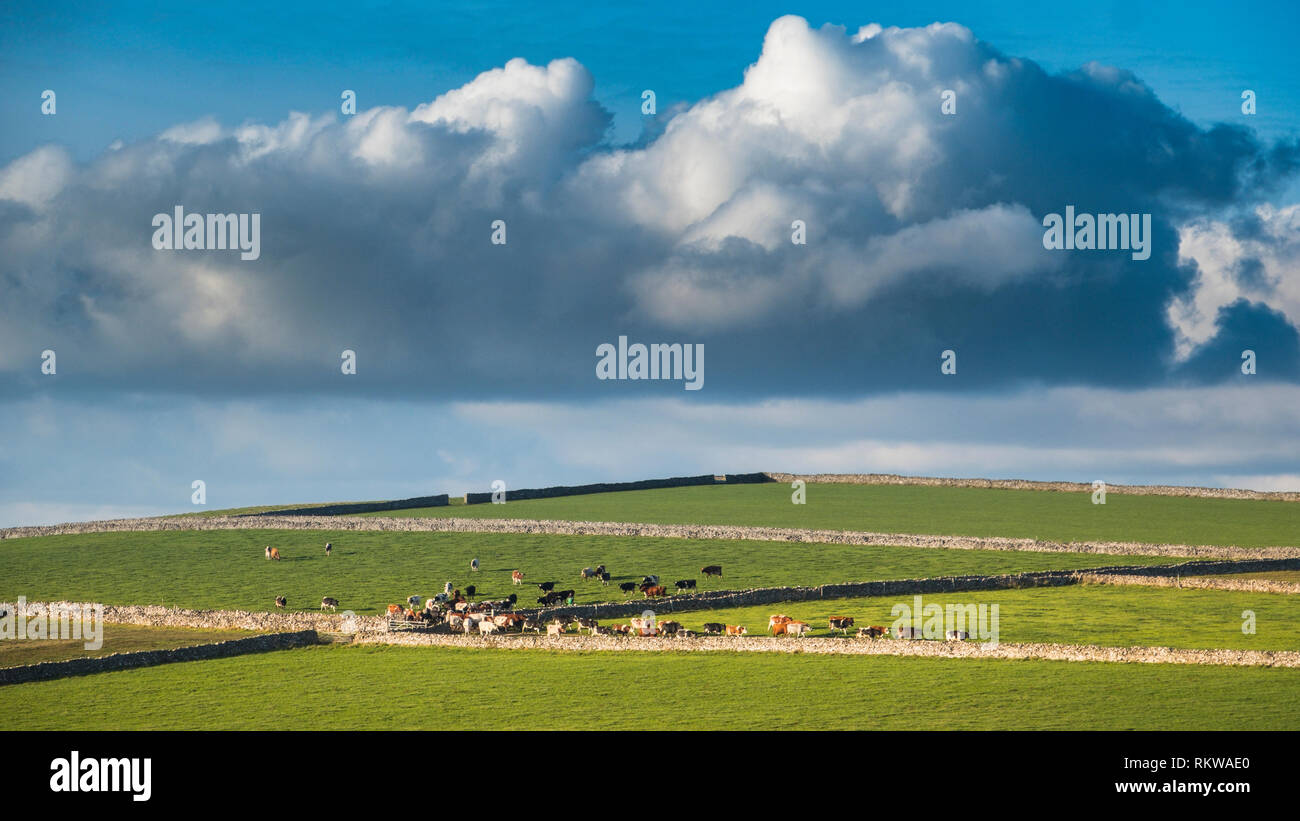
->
[2, 2, 1299, 524]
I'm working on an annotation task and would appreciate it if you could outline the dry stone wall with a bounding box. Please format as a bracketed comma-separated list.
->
[765, 472, 1300, 502]
[5, 514, 1296, 561]
[0, 630, 318, 686]
[356, 632, 1300, 668]
[464, 473, 770, 504]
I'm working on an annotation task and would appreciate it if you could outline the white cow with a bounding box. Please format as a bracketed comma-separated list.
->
[546, 623, 565, 637]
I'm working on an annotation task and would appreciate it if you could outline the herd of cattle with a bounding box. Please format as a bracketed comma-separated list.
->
[260, 549, 973, 641]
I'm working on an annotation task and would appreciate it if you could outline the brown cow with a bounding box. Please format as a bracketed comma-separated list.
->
[386, 604, 404, 617]
[643, 585, 667, 598]
[857, 625, 888, 639]
[268, 547, 281, 561]
[725, 624, 748, 636]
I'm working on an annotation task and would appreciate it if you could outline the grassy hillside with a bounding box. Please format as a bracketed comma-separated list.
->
[3, 643, 1297, 730]
[358, 483, 1300, 547]
[642, 584, 1300, 651]
[0, 529, 1177, 614]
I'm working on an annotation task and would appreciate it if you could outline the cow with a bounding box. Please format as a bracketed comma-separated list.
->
[386, 604, 404, 618]
[580, 567, 598, 581]
[702, 622, 725, 635]
[264, 545, 272, 560]
[320, 597, 339, 611]
[495, 613, 526, 630]
[643, 585, 667, 599]
[537, 581, 556, 592]
[599, 572, 611, 585]
[465, 585, 476, 600]
[275, 595, 287, 609]
[725, 624, 748, 636]
[324, 542, 332, 557]
[658, 620, 682, 636]
[462, 615, 482, 633]
[444, 581, 454, 596]
[479, 621, 501, 636]
[470, 558, 480, 572]
[446, 613, 465, 632]
[537, 593, 559, 606]
[407, 595, 422, 610]
[404, 608, 420, 622]
[700, 565, 723, 578]
[629, 617, 653, 632]
[522, 616, 542, 633]
[946, 630, 970, 641]
[511, 570, 524, 585]
[546, 622, 565, 637]
[641, 575, 659, 585]
[266, 547, 281, 561]
[674, 579, 697, 593]
[768, 614, 793, 631]
[895, 625, 923, 640]
[556, 590, 576, 604]
[828, 616, 855, 635]
[857, 625, 888, 639]
[618, 582, 637, 595]
[770, 621, 789, 636]
[576, 617, 599, 631]
[786, 621, 811, 637]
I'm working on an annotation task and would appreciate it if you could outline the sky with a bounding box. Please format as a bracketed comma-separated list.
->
[2, 1, 1299, 525]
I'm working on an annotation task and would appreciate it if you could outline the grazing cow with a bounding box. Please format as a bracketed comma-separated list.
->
[479, 621, 501, 636]
[946, 630, 970, 641]
[511, 570, 524, 585]
[537, 581, 556, 592]
[725, 624, 748, 636]
[407, 595, 422, 610]
[786, 621, 811, 637]
[324, 542, 332, 557]
[658, 621, 682, 636]
[641, 575, 659, 585]
[580, 567, 598, 580]
[320, 597, 339, 611]
[828, 616, 855, 635]
[700, 565, 723, 578]
[599, 572, 611, 585]
[275, 596, 287, 609]
[895, 625, 923, 640]
[674, 579, 697, 593]
[702, 622, 725, 635]
[643, 585, 667, 599]
[465, 585, 476, 600]
[857, 625, 888, 639]
[386, 604, 404, 618]
[546, 622, 565, 637]
[268, 547, 281, 561]
[619, 582, 637, 595]
[470, 558, 479, 572]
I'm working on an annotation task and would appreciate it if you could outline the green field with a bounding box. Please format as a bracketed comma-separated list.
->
[359, 483, 1300, 547]
[643, 584, 1300, 651]
[3, 643, 1297, 730]
[0, 623, 254, 667]
[0, 529, 1178, 615]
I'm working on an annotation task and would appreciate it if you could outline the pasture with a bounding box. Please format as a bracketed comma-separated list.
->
[3, 643, 1299, 731]
[642, 584, 1300, 652]
[0, 528, 1178, 614]
[0, 623, 254, 667]
[359, 483, 1300, 547]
